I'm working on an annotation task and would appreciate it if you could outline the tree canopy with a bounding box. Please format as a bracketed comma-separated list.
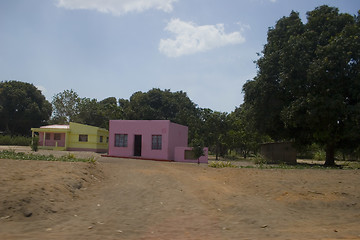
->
[51, 90, 121, 129]
[74, 97, 121, 129]
[119, 88, 201, 140]
[243, 6, 360, 165]
[0, 80, 52, 135]
[51, 89, 80, 124]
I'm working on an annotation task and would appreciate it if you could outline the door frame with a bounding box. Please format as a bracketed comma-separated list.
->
[134, 135, 142, 156]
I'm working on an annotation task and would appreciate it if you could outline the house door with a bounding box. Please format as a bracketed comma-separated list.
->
[134, 135, 142, 156]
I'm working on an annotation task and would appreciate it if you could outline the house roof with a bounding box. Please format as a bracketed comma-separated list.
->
[40, 125, 70, 129]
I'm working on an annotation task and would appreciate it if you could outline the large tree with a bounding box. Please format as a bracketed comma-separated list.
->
[227, 107, 269, 158]
[198, 109, 229, 160]
[0, 80, 52, 135]
[75, 97, 121, 129]
[243, 6, 360, 166]
[51, 89, 80, 124]
[119, 88, 200, 141]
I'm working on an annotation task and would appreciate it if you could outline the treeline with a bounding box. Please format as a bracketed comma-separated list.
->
[0, 81, 266, 159]
[50, 88, 269, 159]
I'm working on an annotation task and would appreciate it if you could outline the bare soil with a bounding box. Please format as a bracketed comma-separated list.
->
[0, 146, 359, 240]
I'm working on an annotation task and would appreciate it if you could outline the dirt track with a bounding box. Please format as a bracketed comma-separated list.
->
[0, 147, 359, 239]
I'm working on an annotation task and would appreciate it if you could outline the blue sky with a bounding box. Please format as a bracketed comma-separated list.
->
[0, 0, 358, 113]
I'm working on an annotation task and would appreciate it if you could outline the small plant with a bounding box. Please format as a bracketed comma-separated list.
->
[31, 136, 39, 152]
[254, 154, 267, 165]
[209, 161, 237, 168]
[190, 138, 205, 164]
[66, 153, 76, 160]
[87, 156, 97, 164]
[314, 150, 326, 161]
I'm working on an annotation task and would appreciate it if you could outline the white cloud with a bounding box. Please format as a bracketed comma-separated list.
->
[236, 22, 251, 32]
[159, 19, 246, 57]
[56, 0, 177, 15]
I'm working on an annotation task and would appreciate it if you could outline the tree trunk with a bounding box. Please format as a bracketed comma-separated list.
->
[324, 143, 335, 166]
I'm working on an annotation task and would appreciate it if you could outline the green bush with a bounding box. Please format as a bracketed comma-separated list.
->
[209, 161, 237, 168]
[0, 135, 31, 146]
[254, 154, 267, 165]
[0, 150, 92, 163]
[314, 150, 326, 161]
[31, 136, 39, 152]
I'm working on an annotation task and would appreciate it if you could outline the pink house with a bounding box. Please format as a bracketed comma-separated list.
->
[108, 120, 208, 163]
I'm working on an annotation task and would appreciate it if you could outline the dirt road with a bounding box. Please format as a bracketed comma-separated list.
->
[0, 148, 359, 239]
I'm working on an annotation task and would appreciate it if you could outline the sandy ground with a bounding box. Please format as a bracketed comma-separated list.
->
[0, 146, 359, 240]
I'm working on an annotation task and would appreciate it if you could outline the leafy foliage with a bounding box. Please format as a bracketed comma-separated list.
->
[51, 89, 80, 124]
[196, 109, 229, 159]
[227, 107, 270, 158]
[119, 88, 200, 140]
[0, 81, 52, 135]
[0, 150, 96, 163]
[51, 90, 121, 129]
[208, 161, 237, 168]
[243, 6, 360, 166]
[190, 138, 205, 163]
[74, 97, 121, 129]
[0, 135, 32, 146]
[31, 136, 39, 152]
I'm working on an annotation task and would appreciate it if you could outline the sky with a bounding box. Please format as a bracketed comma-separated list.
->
[0, 0, 359, 113]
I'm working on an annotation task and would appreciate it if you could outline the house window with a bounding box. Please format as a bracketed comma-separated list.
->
[106, 137, 109, 143]
[115, 134, 127, 147]
[152, 135, 162, 150]
[45, 133, 51, 140]
[79, 134, 88, 142]
[100, 136, 103, 143]
[54, 133, 61, 140]
[184, 150, 196, 160]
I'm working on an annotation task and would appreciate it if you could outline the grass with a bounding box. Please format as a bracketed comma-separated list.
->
[0, 150, 97, 163]
[208, 157, 360, 170]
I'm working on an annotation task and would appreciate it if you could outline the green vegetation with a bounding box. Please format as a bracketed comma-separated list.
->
[0, 80, 52, 135]
[0, 135, 31, 146]
[30, 136, 39, 152]
[209, 161, 237, 168]
[242, 6, 360, 166]
[0, 150, 97, 163]
[209, 160, 360, 170]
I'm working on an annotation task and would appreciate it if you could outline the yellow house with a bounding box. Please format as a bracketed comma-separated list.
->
[31, 122, 109, 153]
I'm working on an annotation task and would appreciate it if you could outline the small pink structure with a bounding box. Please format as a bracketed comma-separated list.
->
[174, 147, 209, 163]
[108, 120, 208, 163]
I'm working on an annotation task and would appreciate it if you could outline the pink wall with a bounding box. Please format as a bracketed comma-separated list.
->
[168, 122, 188, 160]
[38, 132, 65, 147]
[108, 120, 188, 161]
[174, 147, 208, 164]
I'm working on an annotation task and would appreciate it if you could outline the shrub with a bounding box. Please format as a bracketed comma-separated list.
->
[314, 150, 326, 161]
[254, 154, 267, 165]
[0, 135, 31, 146]
[87, 156, 97, 164]
[0, 150, 91, 163]
[31, 136, 39, 152]
[209, 161, 237, 168]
